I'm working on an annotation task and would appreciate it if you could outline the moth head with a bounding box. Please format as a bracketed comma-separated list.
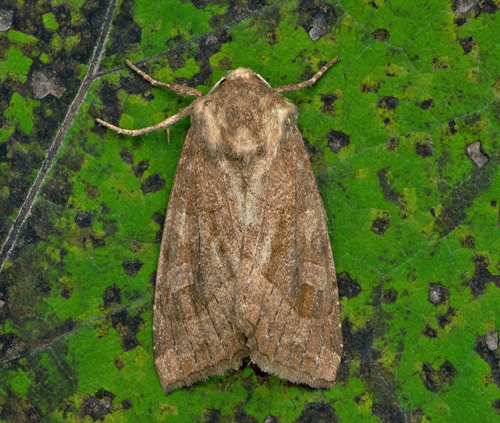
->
[209, 67, 272, 92]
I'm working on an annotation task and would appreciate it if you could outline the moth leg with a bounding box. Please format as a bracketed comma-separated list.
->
[96, 105, 192, 137]
[274, 57, 340, 93]
[125, 60, 203, 98]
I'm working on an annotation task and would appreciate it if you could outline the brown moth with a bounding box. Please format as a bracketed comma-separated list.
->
[97, 58, 343, 393]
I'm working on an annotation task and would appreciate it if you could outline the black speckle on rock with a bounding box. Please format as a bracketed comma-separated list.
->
[475, 0, 498, 14]
[121, 399, 133, 410]
[420, 360, 459, 392]
[41, 167, 73, 206]
[459, 36, 475, 54]
[377, 96, 399, 110]
[296, 402, 339, 423]
[428, 283, 449, 306]
[141, 173, 165, 194]
[437, 307, 456, 329]
[75, 211, 94, 228]
[234, 411, 259, 423]
[372, 404, 404, 423]
[448, 120, 457, 134]
[337, 271, 362, 299]
[490, 200, 497, 207]
[475, 332, 500, 388]
[372, 29, 389, 42]
[416, 142, 434, 157]
[79, 391, 115, 421]
[134, 159, 149, 178]
[119, 149, 134, 165]
[122, 260, 143, 277]
[460, 234, 475, 249]
[327, 130, 350, 153]
[298, 1, 337, 42]
[382, 288, 398, 304]
[419, 99, 433, 110]
[0, 332, 29, 362]
[371, 214, 390, 236]
[320, 93, 337, 115]
[492, 398, 500, 414]
[111, 309, 144, 352]
[103, 284, 121, 305]
[422, 325, 438, 339]
[468, 255, 500, 297]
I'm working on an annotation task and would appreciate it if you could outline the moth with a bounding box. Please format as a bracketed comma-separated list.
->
[97, 58, 343, 393]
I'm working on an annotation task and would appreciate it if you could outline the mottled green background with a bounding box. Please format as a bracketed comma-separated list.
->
[1, 0, 499, 422]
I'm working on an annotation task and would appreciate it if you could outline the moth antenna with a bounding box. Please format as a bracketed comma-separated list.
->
[274, 57, 340, 93]
[125, 60, 204, 98]
[96, 105, 192, 137]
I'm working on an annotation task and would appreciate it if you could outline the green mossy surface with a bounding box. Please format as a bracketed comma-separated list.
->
[1, 0, 500, 422]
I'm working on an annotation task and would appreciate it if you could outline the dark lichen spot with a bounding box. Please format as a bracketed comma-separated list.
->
[320, 93, 337, 115]
[382, 288, 398, 304]
[475, 332, 500, 388]
[327, 130, 350, 153]
[234, 411, 259, 423]
[298, 1, 337, 42]
[34, 278, 51, 297]
[420, 360, 459, 392]
[377, 167, 401, 205]
[475, 0, 498, 14]
[55, 318, 76, 337]
[122, 260, 144, 277]
[337, 271, 362, 299]
[141, 173, 165, 194]
[84, 185, 100, 200]
[122, 399, 132, 410]
[78, 391, 115, 421]
[372, 404, 404, 423]
[372, 29, 389, 42]
[468, 255, 500, 297]
[491, 200, 497, 207]
[430, 207, 436, 217]
[371, 214, 390, 236]
[75, 211, 94, 228]
[460, 234, 475, 249]
[61, 288, 72, 299]
[41, 167, 73, 206]
[432, 57, 449, 70]
[416, 142, 434, 157]
[377, 96, 399, 110]
[422, 325, 438, 339]
[119, 149, 134, 165]
[111, 309, 144, 352]
[454, 15, 467, 26]
[0, 332, 29, 361]
[103, 284, 121, 305]
[419, 99, 433, 110]
[437, 307, 456, 329]
[448, 120, 457, 134]
[296, 402, 339, 423]
[492, 399, 500, 414]
[192, 0, 210, 8]
[203, 409, 222, 423]
[370, 1, 379, 8]
[428, 283, 449, 306]
[459, 36, 475, 54]
[387, 137, 399, 152]
[134, 159, 149, 179]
